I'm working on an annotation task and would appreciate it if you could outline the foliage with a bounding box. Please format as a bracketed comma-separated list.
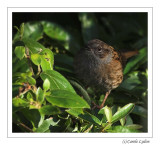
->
[12, 13, 147, 133]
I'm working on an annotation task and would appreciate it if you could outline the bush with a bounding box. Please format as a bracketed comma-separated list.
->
[12, 13, 147, 133]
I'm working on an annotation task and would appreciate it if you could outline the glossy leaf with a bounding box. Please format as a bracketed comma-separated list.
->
[69, 80, 91, 105]
[31, 54, 41, 65]
[22, 38, 45, 54]
[41, 21, 70, 41]
[12, 98, 29, 107]
[35, 118, 59, 132]
[132, 105, 147, 118]
[127, 124, 143, 130]
[14, 46, 25, 60]
[118, 107, 126, 126]
[40, 70, 76, 93]
[23, 22, 43, 40]
[112, 103, 135, 123]
[26, 92, 34, 101]
[36, 87, 44, 104]
[104, 105, 112, 123]
[67, 109, 101, 125]
[39, 105, 61, 115]
[39, 49, 54, 71]
[124, 47, 147, 75]
[46, 90, 90, 108]
[20, 23, 24, 38]
[26, 76, 36, 85]
[43, 79, 50, 91]
[20, 109, 41, 129]
[107, 125, 140, 133]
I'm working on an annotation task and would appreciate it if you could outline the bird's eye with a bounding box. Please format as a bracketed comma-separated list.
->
[97, 47, 102, 52]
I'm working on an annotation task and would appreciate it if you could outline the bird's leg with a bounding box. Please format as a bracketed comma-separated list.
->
[99, 91, 111, 108]
[92, 91, 111, 109]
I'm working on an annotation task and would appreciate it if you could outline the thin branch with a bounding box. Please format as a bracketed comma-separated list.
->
[25, 47, 34, 76]
[13, 120, 34, 133]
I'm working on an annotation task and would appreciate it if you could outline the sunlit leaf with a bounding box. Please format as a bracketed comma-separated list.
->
[40, 70, 76, 93]
[46, 90, 90, 109]
[112, 103, 135, 123]
[22, 38, 45, 54]
[43, 79, 50, 91]
[14, 46, 25, 60]
[12, 98, 29, 107]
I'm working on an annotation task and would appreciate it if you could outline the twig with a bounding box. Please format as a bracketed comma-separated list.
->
[35, 65, 41, 79]
[25, 47, 34, 76]
[84, 124, 93, 133]
[13, 120, 34, 133]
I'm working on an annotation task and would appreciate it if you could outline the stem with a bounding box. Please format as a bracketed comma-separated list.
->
[84, 124, 93, 133]
[101, 122, 112, 132]
[35, 65, 41, 79]
[25, 47, 34, 76]
[13, 120, 34, 133]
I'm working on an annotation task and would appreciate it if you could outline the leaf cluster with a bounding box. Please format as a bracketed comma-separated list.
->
[12, 13, 147, 133]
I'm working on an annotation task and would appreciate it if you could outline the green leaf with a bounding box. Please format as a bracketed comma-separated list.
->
[31, 49, 54, 71]
[79, 13, 108, 43]
[69, 80, 91, 105]
[118, 107, 126, 126]
[43, 79, 50, 91]
[41, 21, 70, 41]
[107, 125, 140, 133]
[39, 105, 61, 115]
[40, 70, 76, 93]
[39, 49, 54, 71]
[126, 124, 143, 130]
[20, 23, 24, 38]
[124, 47, 147, 75]
[35, 118, 59, 132]
[67, 109, 101, 125]
[14, 46, 25, 60]
[120, 71, 141, 90]
[20, 109, 41, 129]
[46, 90, 90, 109]
[22, 38, 45, 54]
[12, 98, 29, 107]
[125, 115, 133, 126]
[36, 87, 44, 104]
[112, 103, 135, 123]
[26, 92, 34, 101]
[132, 105, 147, 118]
[26, 76, 36, 85]
[104, 105, 112, 123]
[23, 22, 43, 41]
[31, 54, 41, 65]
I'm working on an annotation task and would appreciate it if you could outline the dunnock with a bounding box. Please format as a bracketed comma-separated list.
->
[74, 39, 138, 108]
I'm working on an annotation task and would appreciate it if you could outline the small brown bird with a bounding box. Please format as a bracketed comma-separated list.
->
[74, 39, 138, 109]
